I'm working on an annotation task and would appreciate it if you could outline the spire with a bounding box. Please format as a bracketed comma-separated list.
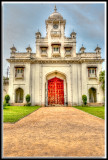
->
[54, 5, 57, 12]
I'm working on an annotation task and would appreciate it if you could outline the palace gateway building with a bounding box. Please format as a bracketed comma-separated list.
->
[7, 6, 104, 106]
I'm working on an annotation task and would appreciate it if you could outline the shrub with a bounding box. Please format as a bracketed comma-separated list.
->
[5, 94, 10, 103]
[25, 94, 30, 103]
[82, 95, 87, 106]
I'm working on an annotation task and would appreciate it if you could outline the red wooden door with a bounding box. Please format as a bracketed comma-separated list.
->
[48, 77, 64, 105]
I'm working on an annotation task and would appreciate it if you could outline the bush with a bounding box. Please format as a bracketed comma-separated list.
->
[5, 94, 10, 103]
[25, 94, 31, 103]
[82, 95, 87, 106]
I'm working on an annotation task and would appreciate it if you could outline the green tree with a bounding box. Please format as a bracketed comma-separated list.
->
[5, 94, 10, 103]
[82, 95, 87, 106]
[25, 94, 30, 103]
[99, 70, 105, 92]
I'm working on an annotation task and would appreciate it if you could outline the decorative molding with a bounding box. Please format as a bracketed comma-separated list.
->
[7, 57, 104, 65]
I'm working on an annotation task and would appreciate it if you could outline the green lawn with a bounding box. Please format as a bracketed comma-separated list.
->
[3, 106, 41, 123]
[73, 106, 105, 119]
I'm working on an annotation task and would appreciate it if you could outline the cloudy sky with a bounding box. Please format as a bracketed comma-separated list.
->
[2, 2, 106, 76]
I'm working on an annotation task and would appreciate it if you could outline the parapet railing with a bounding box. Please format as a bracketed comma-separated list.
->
[76, 52, 101, 58]
[10, 53, 36, 58]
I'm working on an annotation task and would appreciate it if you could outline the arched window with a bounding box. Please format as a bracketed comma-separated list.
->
[89, 88, 97, 103]
[15, 88, 24, 103]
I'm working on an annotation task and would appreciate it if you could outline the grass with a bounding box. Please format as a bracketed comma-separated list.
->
[3, 106, 41, 123]
[73, 106, 105, 119]
[3, 105, 105, 123]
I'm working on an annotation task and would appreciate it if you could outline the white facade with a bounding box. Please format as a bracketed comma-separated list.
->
[7, 6, 104, 106]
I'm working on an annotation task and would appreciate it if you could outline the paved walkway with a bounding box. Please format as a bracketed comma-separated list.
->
[3, 107, 105, 158]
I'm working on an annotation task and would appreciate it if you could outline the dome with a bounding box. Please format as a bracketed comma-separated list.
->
[48, 6, 63, 20]
[94, 45, 101, 51]
[49, 12, 63, 20]
[10, 44, 17, 51]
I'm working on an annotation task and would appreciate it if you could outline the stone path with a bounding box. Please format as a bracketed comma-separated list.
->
[3, 107, 105, 158]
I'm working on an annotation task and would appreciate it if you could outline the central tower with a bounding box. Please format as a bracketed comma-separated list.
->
[36, 5, 76, 58]
[45, 5, 66, 57]
[45, 5, 66, 39]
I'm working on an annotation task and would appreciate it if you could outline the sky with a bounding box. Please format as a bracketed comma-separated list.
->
[2, 2, 106, 77]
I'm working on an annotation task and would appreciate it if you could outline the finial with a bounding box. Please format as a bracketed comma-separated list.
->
[82, 44, 83, 47]
[38, 29, 39, 32]
[97, 44, 98, 47]
[54, 5, 57, 12]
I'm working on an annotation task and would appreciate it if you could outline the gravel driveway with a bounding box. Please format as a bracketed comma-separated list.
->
[3, 107, 105, 158]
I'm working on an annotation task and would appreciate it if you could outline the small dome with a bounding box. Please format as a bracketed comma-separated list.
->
[26, 45, 32, 50]
[80, 44, 86, 52]
[36, 31, 41, 35]
[10, 44, 17, 51]
[71, 31, 76, 35]
[95, 45, 101, 51]
[48, 5, 63, 20]
[49, 12, 63, 20]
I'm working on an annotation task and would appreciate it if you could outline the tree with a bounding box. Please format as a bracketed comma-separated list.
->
[5, 94, 10, 103]
[99, 70, 105, 92]
[82, 95, 87, 106]
[25, 94, 30, 103]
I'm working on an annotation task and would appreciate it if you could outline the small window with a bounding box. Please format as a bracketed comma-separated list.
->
[41, 48, 47, 53]
[53, 47, 59, 52]
[15, 68, 24, 79]
[66, 49, 71, 52]
[42, 49, 46, 52]
[92, 69, 94, 73]
[88, 67, 96, 78]
[17, 69, 19, 73]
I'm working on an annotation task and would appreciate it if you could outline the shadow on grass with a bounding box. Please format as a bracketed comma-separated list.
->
[3, 107, 9, 110]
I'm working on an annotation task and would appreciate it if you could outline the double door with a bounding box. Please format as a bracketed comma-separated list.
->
[48, 77, 64, 105]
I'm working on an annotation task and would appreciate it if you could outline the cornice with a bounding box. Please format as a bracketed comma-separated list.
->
[7, 58, 104, 64]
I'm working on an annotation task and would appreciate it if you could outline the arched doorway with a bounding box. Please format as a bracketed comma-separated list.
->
[48, 77, 64, 105]
[89, 88, 97, 103]
[15, 88, 24, 103]
[46, 71, 67, 106]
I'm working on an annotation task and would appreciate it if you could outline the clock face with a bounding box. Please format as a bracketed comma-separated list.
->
[53, 24, 58, 29]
